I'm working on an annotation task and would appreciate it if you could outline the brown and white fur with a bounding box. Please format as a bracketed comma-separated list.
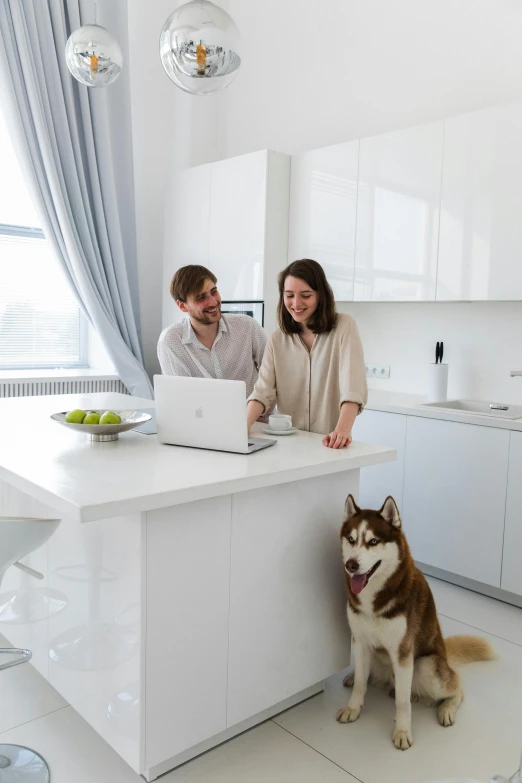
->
[337, 494, 495, 750]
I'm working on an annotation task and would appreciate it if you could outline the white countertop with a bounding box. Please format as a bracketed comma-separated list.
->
[0, 393, 395, 523]
[367, 389, 522, 431]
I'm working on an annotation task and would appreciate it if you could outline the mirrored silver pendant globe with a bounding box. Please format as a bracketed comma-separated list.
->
[65, 24, 123, 88]
[160, 0, 241, 95]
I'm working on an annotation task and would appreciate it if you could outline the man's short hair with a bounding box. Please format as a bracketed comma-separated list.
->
[170, 265, 217, 302]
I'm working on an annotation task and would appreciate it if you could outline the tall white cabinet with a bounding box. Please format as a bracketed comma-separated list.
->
[437, 102, 522, 301]
[163, 150, 290, 334]
[354, 121, 444, 302]
[163, 164, 211, 329]
[287, 141, 359, 301]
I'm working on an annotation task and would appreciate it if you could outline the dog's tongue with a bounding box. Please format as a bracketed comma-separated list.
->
[350, 573, 367, 595]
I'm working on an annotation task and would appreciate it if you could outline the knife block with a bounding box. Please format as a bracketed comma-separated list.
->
[427, 363, 448, 403]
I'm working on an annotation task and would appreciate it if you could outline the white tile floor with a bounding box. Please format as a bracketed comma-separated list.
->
[1, 576, 521, 783]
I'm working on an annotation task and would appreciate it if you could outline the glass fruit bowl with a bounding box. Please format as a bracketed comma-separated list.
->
[51, 410, 152, 442]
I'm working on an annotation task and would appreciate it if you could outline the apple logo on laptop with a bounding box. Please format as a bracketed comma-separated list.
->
[195, 407, 204, 419]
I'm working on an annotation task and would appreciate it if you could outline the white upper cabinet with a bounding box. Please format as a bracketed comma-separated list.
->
[354, 121, 444, 302]
[287, 141, 359, 301]
[437, 102, 522, 301]
[164, 101, 522, 325]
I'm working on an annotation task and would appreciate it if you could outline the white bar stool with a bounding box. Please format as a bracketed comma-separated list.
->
[0, 516, 61, 782]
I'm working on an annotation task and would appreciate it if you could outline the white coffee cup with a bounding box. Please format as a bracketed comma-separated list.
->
[268, 413, 292, 431]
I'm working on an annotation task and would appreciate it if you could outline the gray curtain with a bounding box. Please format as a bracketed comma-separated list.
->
[0, 0, 153, 398]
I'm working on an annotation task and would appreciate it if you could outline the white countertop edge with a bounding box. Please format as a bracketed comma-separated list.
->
[366, 392, 522, 431]
[78, 444, 396, 523]
[3, 444, 395, 524]
[0, 464, 85, 524]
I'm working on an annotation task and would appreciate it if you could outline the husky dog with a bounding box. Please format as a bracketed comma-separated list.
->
[337, 494, 495, 750]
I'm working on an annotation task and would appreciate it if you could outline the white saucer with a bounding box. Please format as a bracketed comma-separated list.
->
[262, 427, 297, 436]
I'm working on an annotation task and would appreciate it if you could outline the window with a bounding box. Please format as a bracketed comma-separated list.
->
[0, 104, 87, 369]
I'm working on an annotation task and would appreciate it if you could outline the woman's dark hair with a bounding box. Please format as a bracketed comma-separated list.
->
[277, 259, 338, 335]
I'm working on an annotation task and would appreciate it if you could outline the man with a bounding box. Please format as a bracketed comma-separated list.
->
[158, 265, 267, 397]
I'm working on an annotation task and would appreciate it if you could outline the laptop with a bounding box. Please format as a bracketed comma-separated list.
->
[153, 375, 277, 455]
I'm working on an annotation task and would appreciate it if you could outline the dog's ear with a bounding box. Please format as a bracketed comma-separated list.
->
[380, 496, 402, 529]
[344, 494, 360, 520]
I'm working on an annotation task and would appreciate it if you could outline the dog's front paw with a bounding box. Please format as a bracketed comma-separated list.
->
[343, 671, 354, 688]
[336, 703, 361, 723]
[392, 728, 413, 750]
[438, 702, 457, 727]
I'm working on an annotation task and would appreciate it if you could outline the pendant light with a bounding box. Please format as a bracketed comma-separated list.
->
[160, 1, 241, 96]
[65, 2, 123, 88]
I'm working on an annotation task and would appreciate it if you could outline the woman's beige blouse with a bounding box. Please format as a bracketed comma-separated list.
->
[247, 313, 368, 434]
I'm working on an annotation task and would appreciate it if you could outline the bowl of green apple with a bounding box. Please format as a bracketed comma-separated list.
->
[51, 409, 152, 441]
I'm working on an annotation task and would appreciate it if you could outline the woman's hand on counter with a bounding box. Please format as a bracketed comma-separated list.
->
[323, 401, 358, 448]
[322, 429, 352, 449]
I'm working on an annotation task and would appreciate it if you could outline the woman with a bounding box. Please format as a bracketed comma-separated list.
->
[247, 259, 367, 449]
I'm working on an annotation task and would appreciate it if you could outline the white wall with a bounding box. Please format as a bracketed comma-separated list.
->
[340, 301, 522, 404]
[127, 0, 522, 387]
[214, 0, 522, 165]
[127, 0, 177, 378]
[127, 0, 522, 169]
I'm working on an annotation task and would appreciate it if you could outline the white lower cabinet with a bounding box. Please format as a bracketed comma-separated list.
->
[352, 410, 407, 511]
[402, 416, 509, 587]
[501, 431, 522, 595]
[145, 498, 232, 768]
[226, 472, 354, 727]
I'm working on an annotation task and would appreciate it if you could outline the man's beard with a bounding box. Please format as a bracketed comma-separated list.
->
[190, 304, 221, 325]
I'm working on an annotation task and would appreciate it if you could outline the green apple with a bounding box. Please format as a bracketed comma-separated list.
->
[83, 412, 101, 425]
[99, 411, 121, 425]
[65, 409, 86, 424]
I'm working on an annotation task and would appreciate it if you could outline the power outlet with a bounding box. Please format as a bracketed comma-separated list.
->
[365, 364, 390, 379]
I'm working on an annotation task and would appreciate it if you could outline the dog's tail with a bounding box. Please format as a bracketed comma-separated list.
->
[444, 635, 496, 666]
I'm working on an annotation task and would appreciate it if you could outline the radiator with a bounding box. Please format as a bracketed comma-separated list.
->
[0, 378, 129, 398]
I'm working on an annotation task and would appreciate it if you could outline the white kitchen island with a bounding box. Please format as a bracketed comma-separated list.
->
[0, 392, 395, 780]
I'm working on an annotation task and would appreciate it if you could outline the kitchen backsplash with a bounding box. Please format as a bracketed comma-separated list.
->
[338, 300, 522, 405]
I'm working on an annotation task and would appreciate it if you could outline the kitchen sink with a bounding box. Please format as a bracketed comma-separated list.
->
[422, 399, 522, 420]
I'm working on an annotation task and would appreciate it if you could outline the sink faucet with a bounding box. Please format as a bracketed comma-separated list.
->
[511, 371, 522, 377]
